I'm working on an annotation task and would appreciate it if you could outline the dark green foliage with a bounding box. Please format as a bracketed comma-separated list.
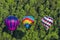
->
[0, 0, 60, 40]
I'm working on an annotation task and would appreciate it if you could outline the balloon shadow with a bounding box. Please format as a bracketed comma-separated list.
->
[2, 27, 25, 39]
[12, 30, 25, 39]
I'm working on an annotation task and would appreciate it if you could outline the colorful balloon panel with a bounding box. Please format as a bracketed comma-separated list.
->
[23, 16, 34, 24]
[41, 16, 53, 30]
[23, 16, 34, 21]
[23, 20, 32, 24]
[22, 16, 34, 29]
[5, 16, 20, 31]
[23, 18, 34, 24]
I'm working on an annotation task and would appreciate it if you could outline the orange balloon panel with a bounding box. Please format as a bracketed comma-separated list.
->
[23, 20, 32, 24]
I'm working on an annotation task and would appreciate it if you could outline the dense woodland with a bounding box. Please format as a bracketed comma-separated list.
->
[0, 0, 60, 40]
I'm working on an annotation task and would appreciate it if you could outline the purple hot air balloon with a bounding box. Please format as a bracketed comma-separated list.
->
[5, 15, 20, 31]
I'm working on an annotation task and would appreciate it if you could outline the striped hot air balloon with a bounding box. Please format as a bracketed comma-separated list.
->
[5, 16, 20, 31]
[41, 16, 53, 30]
[22, 16, 34, 29]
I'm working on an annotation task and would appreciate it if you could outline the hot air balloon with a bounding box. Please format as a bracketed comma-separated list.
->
[5, 15, 20, 31]
[41, 16, 53, 30]
[22, 16, 34, 29]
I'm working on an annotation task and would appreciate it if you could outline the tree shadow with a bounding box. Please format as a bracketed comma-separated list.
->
[2, 26, 11, 34]
[50, 36, 57, 40]
[2, 27, 25, 39]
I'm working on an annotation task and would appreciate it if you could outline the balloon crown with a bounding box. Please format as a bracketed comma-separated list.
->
[6, 15, 18, 20]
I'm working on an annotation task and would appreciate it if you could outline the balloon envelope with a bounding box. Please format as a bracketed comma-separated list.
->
[22, 16, 34, 29]
[41, 16, 53, 30]
[23, 16, 34, 24]
[5, 16, 20, 31]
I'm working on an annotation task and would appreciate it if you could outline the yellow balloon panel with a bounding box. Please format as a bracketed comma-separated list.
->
[23, 20, 32, 24]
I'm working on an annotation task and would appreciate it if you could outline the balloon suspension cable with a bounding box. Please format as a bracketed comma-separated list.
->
[11, 31, 13, 40]
[11, 31, 13, 35]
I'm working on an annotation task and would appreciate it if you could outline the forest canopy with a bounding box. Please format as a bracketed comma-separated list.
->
[0, 0, 60, 40]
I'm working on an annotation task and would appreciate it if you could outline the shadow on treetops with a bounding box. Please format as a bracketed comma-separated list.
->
[2, 27, 25, 39]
